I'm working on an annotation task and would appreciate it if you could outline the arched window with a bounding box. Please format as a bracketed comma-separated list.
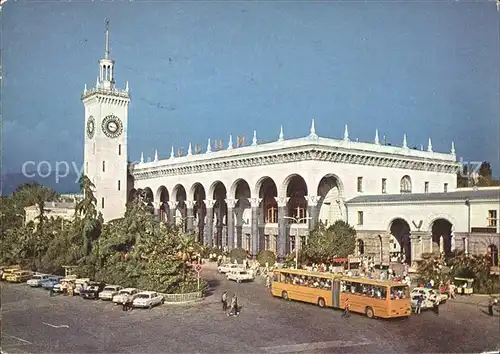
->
[400, 175, 412, 193]
[266, 205, 277, 223]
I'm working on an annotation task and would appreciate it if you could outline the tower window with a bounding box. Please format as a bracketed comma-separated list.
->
[102, 161, 106, 172]
[118, 180, 121, 191]
[425, 182, 429, 193]
[400, 175, 412, 193]
[444, 183, 448, 193]
[118, 144, 121, 155]
[381, 178, 387, 194]
[101, 197, 105, 208]
[357, 177, 363, 193]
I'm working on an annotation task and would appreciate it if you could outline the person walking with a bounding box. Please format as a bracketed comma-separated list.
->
[432, 299, 440, 315]
[122, 295, 129, 311]
[342, 299, 350, 318]
[266, 275, 271, 288]
[221, 291, 228, 314]
[49, 286, 54, 297]
[488, 297, 497, 316]
[415, 295, 423, 314]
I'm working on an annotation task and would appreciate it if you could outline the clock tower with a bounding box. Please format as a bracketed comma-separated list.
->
[82, 20, 130, 222]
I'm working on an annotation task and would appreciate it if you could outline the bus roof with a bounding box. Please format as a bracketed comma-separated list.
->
[274, 268, 407, 287]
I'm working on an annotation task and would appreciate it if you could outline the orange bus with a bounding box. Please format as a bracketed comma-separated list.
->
[271, 268, 411, 319]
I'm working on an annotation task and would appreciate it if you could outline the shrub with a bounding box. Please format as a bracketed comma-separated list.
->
[257, 250, 276, 267]
[229, 247, 248, 263]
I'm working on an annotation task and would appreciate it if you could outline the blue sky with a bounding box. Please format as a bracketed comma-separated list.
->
[2, 1, 500, 176]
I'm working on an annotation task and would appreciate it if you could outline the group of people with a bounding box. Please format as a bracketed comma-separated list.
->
[221, 291, 239, 316]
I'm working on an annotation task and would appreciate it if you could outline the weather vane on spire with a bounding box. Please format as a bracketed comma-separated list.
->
[105, 19, 110, 59]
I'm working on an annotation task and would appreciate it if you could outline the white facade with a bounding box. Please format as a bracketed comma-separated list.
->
[80, 24, 499, 265]
[82, 21, 130, 222]
[24, 202, 76, 225]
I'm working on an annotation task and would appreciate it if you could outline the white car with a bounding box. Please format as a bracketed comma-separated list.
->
[218, 264, 244, 274]
[73, 278, 91, 295]
[227, 269, 254, 283]
[112, 288, 139, 304]
[27, 274, 51, 287]
[99, 285, 122, 300]
[132, 291, 164, 309]
[410, 287, 443, 304]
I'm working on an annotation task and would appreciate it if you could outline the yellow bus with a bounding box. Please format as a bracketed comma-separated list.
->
[271, 268, 411, 319]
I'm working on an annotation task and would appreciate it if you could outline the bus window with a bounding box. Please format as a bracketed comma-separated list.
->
[390, 285, 409, 300]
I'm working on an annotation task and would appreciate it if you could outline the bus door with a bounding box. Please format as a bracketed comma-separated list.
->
[332, 279, 341, 308]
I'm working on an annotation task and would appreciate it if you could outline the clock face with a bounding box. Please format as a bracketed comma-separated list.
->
[101, 115, 123, 138]
[87, 116, 95, 139]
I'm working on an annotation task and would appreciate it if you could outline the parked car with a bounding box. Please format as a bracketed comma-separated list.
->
[227, 269, 254, 283]
[410, 287, 444, 304]
[73, 278, 91, 295]
[132, 291, 164, 309]
[218, 263, 244, 274]
[6, 270, 33, 283]
[80, 282, 106, 299]
[41, 276, 62, 290]
[27, 274, 51, 287]
[112, 288, 140, 305]
[1, 265, 21, 280]
[99, 285, 122, 300]
[53, 277, 77, 293]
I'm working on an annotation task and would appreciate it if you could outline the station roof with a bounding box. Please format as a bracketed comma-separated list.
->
[346, 188, 500, 204]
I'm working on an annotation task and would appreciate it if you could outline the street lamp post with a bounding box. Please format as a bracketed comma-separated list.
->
[284, 216, 311, 269]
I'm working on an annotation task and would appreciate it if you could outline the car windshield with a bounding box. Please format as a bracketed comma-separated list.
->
[136, 294, 150, 299]
[32, 275, 42, 279]
[119, 290, 132, 295]
[103, 287, 117, 291]
[239, 272, 247, 275]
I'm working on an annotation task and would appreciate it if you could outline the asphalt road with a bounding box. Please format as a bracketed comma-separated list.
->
[1, 267, 499, 354]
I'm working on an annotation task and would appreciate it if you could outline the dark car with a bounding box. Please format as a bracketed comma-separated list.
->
[80, 282, 106, 300]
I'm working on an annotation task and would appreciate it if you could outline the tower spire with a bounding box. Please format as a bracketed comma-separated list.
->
[105, 19, 110, 59]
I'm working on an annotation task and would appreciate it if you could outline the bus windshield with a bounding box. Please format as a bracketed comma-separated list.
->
[390, 285, 409, 300]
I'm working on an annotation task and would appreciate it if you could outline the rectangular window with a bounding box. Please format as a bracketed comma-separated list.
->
[488, 210, 498, 227]
[102, 161, 105, 172]
[357, 177, 363, 192]
[357, 211, 364, 225]
[381, 178, 387, 194]
[118, 180, 121, 191]
[101, 197, 104, 209]
[425, 182, 429, 193]
[444, 183, 448, 193]
[118, 144, 121, 155]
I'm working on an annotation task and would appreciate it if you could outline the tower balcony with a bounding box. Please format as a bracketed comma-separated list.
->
[81, 87, 130, 101]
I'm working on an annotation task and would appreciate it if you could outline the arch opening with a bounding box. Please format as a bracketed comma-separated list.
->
[191, 183, 207, 244]
[233, 180, 251, 251]
[142, 187, 155, 215]
[389, 218, 411, 264]
[156, 186, 169, 222]
[285, 175, 308, 224]
[172, 185, 187, 230]
[431, 218, 453, 255]
[317, 174, 344, 227]
[212, 182, 227, 247]
[258, 177, 278, 224]
[400, 175, 412, 194]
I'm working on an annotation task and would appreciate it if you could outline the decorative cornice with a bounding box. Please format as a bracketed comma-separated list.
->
[133, 144, 459, 181]
[81, 87, 130, 101]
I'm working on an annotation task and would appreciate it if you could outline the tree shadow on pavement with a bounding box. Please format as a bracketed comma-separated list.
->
[204, 279, 220, 297]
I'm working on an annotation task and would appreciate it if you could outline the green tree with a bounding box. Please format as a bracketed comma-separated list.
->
[302, 221, 356, 264]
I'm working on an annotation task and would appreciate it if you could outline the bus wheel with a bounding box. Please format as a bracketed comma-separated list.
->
[318, 298, 326, 308]
[281, 291, 289, 301]
[365, 306, 374, 319]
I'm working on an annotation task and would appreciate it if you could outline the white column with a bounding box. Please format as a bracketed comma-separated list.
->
[450, 233, 456, 252]
[439, 235, 444, 254]
[464, 237, 469, 256]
